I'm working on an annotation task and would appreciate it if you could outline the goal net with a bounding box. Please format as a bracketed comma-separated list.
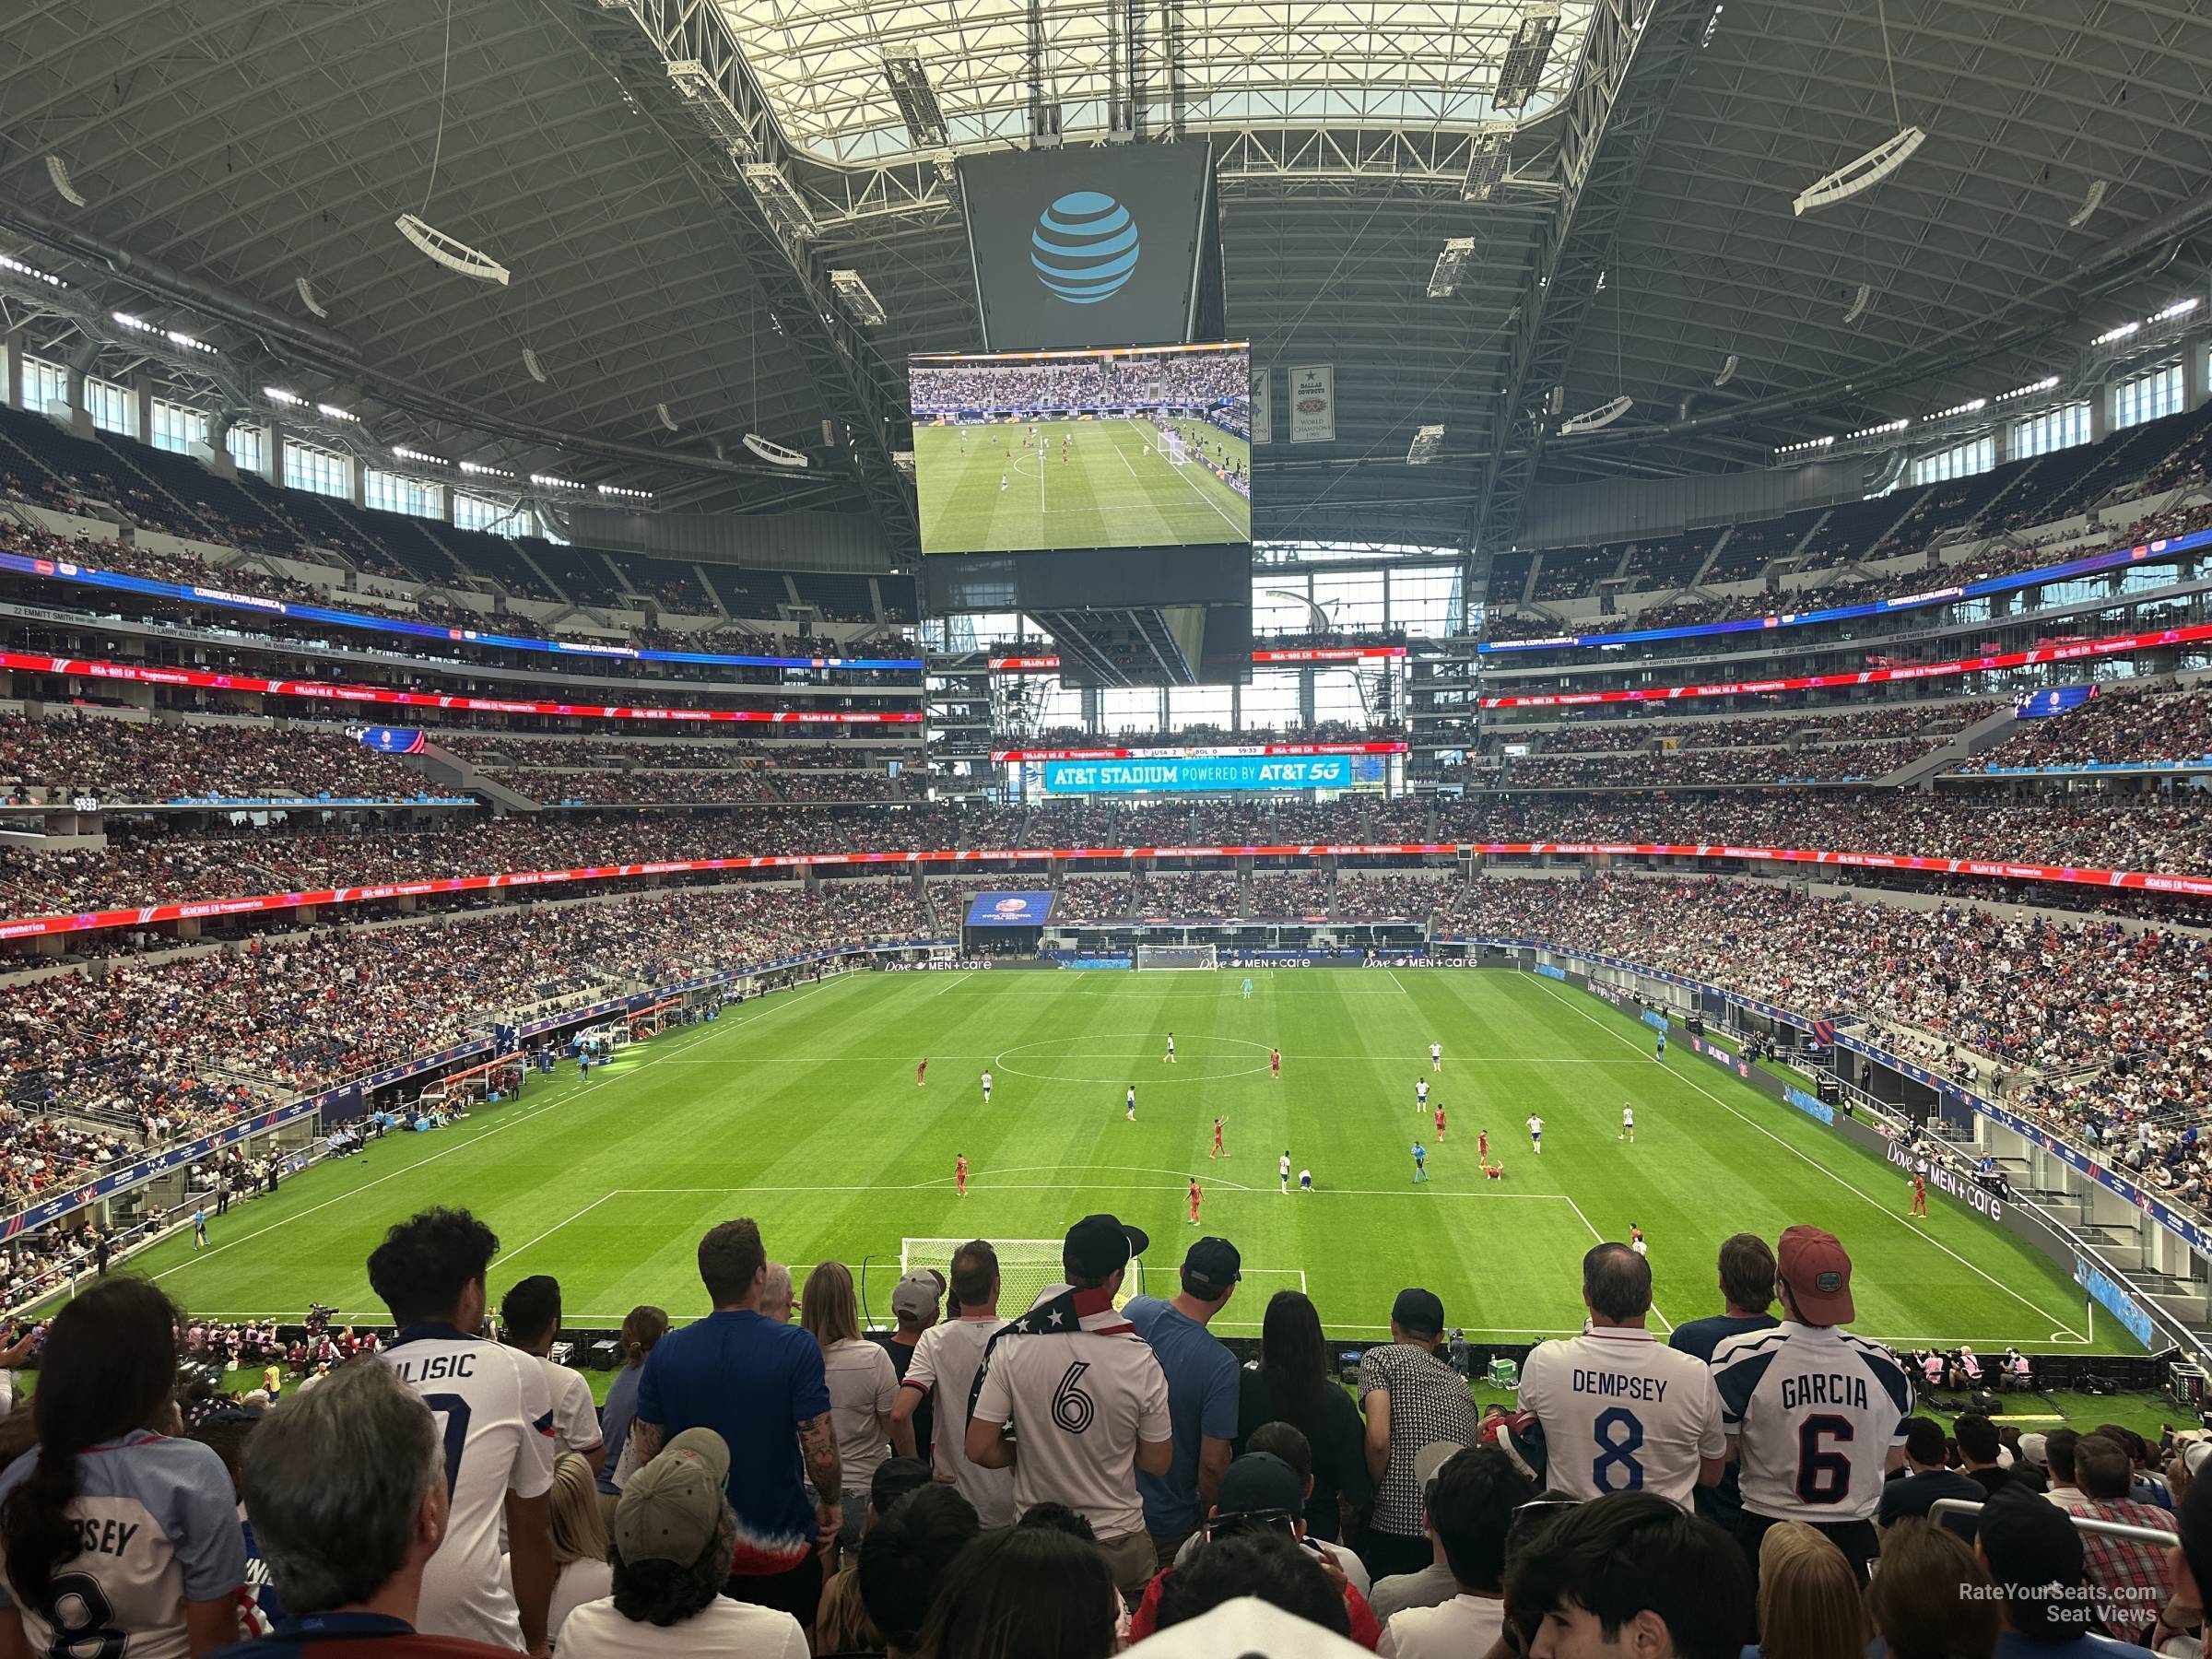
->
[900, 1237, 1147, 1315]
[1160, 427, 1190, 466]
[1135, 944, 1218, 971]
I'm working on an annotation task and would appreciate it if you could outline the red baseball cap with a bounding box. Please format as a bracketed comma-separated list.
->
[1777, 1226, 1854, 1324]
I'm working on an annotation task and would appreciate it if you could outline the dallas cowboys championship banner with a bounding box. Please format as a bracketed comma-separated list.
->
[1288, 364, 1335, 442]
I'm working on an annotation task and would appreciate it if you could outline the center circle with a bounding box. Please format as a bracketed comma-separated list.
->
[993, 1030, 1273, 1086]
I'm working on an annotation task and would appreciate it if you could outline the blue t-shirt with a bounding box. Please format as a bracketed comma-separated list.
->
[1123, 1297, 1239, 1535]
[635, 1310, 830, 1574]
[1667, 1312, 1779, 1532]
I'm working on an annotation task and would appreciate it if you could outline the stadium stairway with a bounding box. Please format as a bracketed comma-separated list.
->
[413, 739, 535, 812]
[1877, 704, 2021, 786]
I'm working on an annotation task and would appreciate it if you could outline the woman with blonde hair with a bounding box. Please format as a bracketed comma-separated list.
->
[1756, 1521, 1869, 1659]
[1866, 1520, 2000, 1659]
[803, 1261, 896, 1558]
[508, 1452, 611, 1647]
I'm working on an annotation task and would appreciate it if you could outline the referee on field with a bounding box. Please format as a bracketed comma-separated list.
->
[1709, 1227, 1913, 1581]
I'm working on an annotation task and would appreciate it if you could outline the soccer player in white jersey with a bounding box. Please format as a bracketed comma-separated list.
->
[1517, 1243, 1724, 1510]
[1527, 1114, 1544, 1154]
[1430, 1041, 1442, 1072]
[369, 1206, 557, 1653]
[1708, 1226, 1912, 1581]
[1279, 1150, 1292, 1194]
[981, 1069, 993, 1104]
[1416, 1077, 1429, 1112]
[1620, 1102, 1636, 1144]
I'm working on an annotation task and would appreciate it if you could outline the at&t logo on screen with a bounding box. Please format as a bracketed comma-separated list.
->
[1031, 191, 1140, 302]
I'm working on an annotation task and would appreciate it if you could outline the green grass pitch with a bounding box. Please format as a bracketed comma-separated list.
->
[915, 418, 1250, 553]
[127, 970, 2129, 1354]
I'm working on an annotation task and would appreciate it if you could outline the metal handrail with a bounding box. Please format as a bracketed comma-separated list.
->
[1928, 1496, 2181, 1547]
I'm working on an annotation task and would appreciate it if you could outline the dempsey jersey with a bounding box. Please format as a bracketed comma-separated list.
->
[1517, 1328, 1724, 1509]
[382, 1324, 556, 1649]
[0, 1431, 246, 1659]
[1709, 1322, 1912, 1524]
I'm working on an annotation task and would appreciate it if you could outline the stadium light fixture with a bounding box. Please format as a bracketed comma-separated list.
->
[392, 445, 449, 465]
[530, 471, 586, 490]
[595, 483, 654, 500]
[655, 402, 679, 433]
[1493, 2, 1563, 112]
[1700, 3, 1724, 47]
[1460, 124, 1515, 202]
[830, 268, 888, 325]
[2150, 297, 2200, 324]
[1793, 127, 1925, 216]
[1774, 434, 1837, 456]
[2066, 180, 2107, 229]
[394, 213, 511, 286]
[1995, 376, 2059, 403]
[1428, 239, 1477, 299]
[882, 55, 948, 147]
[114, 312, 216, 354]
[743, 433, 811, 469]
[1925, 397, 1987, 420]
[1406, 424, 1447, 465]
[458, 460, 514, 477]
[1712, 354, 1739, 388]
[263, 386, 307, 407]
[1842, 284, 1873, 325]
[666, 58, 763, 162]
[316, 403, 359, 423]
[1559, 395, 1632, 434]
[744, 164, 819, 241]
[522, 347, 550, 384]
[0, 253, 65, 288]
[1840, 418, 1909, 441]
[2091, 321, 2139, 346]
[294, 276, 329, 319]
[43, 156, 87, 207]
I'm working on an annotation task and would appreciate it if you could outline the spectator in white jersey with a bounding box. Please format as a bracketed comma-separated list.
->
[369, 1210, 558, 1654]
[1709, 1227, 1912, 1583]
[500, 1277, 606, 1477]
[1518, 1243, 1725, 1510]
[966, 1213, 1171, 1598]
[557, 1430, 806, 1659]
[890, 1241, 1013, 1526]
[1507, 1489, 1753, 1659]
[0, 1279, 245, 1659]
[1359, 1288, 1481, 1579]
[215, 1357, 513, 1659]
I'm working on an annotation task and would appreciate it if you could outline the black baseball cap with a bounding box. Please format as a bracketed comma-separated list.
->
[1183, 1236, 1242, 1296]
[1064, 1213, 1149, 1279]
[1393, 1287, 1446, 1337]
[1215, 1451, 1304, 1516]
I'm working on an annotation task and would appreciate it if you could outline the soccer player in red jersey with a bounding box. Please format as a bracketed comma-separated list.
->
[1477, 1128, 1489, 1161]
[1270, 1048, 1281, 1078]
[1484, 1162, 1505, 1181]
[1188, 1177, 1202, 1227]
[1434, 1106, 1446, 1142]
[916, 1058, 927, 1087]
[956, 1154, 968, 1197]
[1211, 1118, 1225, 1159]
[1910, 1171, 1928, 1218]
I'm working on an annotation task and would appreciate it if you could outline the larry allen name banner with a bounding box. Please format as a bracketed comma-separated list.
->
[959, 144, 1215, 351]
[964, 889, 1056, 926]
[1288, 365, 1335, 442]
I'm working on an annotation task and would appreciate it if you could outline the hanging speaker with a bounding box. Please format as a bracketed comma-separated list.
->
[44, 157, 88, 208]
[294, 276, 329, 319]
[523, 348, 549, 384]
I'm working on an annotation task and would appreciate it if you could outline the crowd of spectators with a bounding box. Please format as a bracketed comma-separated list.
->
[1963, 681, 2212, 772]
[910, 350, 1244, 417]
[0, 710, 450, 806]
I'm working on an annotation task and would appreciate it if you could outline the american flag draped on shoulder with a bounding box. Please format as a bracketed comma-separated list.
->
[967, 1286, 1135, 1416]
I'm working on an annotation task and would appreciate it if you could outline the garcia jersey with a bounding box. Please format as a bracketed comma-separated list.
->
[1709, 1322, 1912, 1524]
[0, 1431, 246, 1659]
[382, 1324, 556, 1649]
[1516, 1328, 1723, 1509]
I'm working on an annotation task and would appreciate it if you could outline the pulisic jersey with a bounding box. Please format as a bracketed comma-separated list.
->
[0, 1430, 246, 1659]
[1517, 1328, 1724, 1510]
[1709, 1321, 1913, 1524]
[382, 1324, 556, 1649]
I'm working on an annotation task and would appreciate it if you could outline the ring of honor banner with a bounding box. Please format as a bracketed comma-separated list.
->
[1288, 365, 1335, 442]
[1251, 368, 1272, 445]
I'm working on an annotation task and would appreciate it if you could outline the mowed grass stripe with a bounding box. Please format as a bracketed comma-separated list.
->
[117, 971, 2120, 1349]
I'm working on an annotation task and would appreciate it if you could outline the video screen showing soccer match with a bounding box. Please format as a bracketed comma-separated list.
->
[911, 341, 1252, 554]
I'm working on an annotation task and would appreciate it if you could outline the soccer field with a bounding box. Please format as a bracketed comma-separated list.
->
[129, 970, 2128, 1352]
[915, 418, 1250, 553]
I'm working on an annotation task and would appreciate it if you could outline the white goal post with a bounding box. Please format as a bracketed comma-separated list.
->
[1160, 427, 1190, 466]
[1135, 944, 1218, 971]
[900, 1237, 1150, 1313]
